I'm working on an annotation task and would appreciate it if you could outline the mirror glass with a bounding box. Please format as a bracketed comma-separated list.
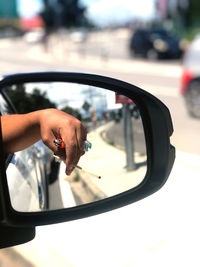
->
[3, 81, 147, 212]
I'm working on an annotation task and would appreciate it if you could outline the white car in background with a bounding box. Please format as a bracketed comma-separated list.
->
[180, 34, 200, 118]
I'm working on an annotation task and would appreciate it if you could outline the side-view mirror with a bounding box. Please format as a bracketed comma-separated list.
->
[0, 72, 175, 248]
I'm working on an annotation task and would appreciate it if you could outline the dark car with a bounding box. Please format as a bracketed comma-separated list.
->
[180, 34, 200, 119]
[129, 29, 183, 60]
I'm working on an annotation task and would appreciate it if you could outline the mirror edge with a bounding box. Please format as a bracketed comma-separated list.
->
[0, 72, 175, 229]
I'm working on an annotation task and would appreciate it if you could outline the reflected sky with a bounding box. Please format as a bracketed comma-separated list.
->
[25, 82, 119, 117]
[6, 81, 137, 124]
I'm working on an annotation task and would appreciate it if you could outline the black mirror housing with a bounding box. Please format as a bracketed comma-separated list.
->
[0, 72, 175, 248]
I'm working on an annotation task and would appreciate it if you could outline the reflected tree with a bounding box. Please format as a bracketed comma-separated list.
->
[5, 84, 56, 113]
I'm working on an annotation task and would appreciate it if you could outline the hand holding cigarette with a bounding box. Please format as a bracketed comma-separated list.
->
[39, 109, 87, 175]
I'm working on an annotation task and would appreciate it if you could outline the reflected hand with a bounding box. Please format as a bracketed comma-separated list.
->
[39, 109, 87, 175]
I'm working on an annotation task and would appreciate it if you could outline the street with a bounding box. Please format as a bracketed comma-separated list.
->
[1, 32, 200, 266]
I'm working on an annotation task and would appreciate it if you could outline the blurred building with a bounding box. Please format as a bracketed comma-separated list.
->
[156, 0, 189, 21]
[156, 0, 168, 20]
[156, 0, 191, 33]
[0, 0, 19, 28]
[156, 0, 200, 30]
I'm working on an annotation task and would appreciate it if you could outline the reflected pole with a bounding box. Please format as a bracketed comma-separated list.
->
[123, 104, 136, 171]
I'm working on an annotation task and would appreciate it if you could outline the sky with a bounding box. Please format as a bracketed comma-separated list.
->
[17, 0, 156, 26]
[84, 0, 156, 26]
[25, 82, 115, 115]
[17, 0, 43, 18]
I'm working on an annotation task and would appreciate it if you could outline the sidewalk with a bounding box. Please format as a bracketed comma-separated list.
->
[26, 41, 182, 79]
[55, 121, 146, 208]
[69, 122, 147, 200]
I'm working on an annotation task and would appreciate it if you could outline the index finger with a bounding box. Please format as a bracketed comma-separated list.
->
[61, 122, 87, 175]
[65, 137, 78, 175]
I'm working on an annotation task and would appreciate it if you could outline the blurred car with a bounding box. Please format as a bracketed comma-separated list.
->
[0, 91, 57, 211]
[129, 28, 183, 60]
[180, 34, 200, 119]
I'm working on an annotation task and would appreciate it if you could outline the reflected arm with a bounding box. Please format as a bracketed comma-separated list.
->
[1, 109, 87, 175]
[1, 111, 41, 153]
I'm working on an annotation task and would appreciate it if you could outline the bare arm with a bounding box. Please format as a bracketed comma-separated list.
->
[1, 109, 87, 175]
[1, 112, 41, 153]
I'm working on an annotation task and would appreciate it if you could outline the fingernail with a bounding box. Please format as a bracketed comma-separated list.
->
[66, 166, 74, 176]
[66, 169, 71, 176]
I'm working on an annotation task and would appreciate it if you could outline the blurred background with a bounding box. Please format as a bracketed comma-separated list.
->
[0, 0, 200, 266]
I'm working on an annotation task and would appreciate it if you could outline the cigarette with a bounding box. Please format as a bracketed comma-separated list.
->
[75, 165, 101, 179]
[53, 154, 101, 179]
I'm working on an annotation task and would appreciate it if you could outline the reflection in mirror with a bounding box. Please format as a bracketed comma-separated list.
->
[4, 82, 147, 212]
